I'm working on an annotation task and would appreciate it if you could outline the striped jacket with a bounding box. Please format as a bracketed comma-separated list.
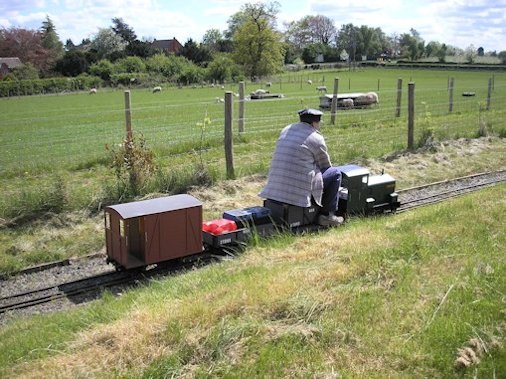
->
[259, 122, 331, 207]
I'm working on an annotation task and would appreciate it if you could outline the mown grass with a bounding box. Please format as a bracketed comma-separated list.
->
[0, 183, 504, 377]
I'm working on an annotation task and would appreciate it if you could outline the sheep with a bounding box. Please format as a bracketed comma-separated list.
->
[266, 81, 272, 87]
[354, 92, 379, 106]
[253, 89, 268, 95]
[307, 79, 313, 85]
[152, 86, 162, 93]
[215, 97, 225, 103]
[366, 91, 379, 104]
[316, 86, 327, 93]
[89, 88, 97, 94]
[342, 98, 354, 108]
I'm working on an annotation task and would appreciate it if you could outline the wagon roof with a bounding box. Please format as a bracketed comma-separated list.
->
[105, 194, 202, 219]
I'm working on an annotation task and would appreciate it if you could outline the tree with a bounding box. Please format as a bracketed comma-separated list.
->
[0, 27, 56, 75]
[285, 15, 337, 49]
[91, 28, 127, 60]
[89, 59, 114, 81]
[65, 38, 76, 51]
[225, 1, 280, 39]
[206, 53, 242, 82]
[336, 23, 359, 67]
[465, 44, 477, 63]
[477, 46, 484, 56]
[498, 51, 506, 64]
[233, 11, 285, 79]
[55, 50, 89, 76]
[40, 16, 63, 53]
[114, 56, 145, 73]
[399, 29, 424, 60]
[202, 29, 223, 52]
[179, 39, 213, 66]
[356, 25, 383, 59]
[111, 17, 137, 44]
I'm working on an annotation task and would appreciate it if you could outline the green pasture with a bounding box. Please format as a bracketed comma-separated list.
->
[0, 67, 504, 220]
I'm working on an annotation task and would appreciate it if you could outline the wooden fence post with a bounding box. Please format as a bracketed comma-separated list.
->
[448, 77, 454, 113]
[330, 77, 339, 126]
[377, 78, 380, 91]
[408, 82, 415, 150]
[238, 81, 245, 133]
[224, 91, 235, 179]
[395, 78, 402, 117]
[124, 90, 133, 142]
[486, 78, 492, 110]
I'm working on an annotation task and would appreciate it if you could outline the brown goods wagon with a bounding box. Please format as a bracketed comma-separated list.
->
[104, 194, 203, 270]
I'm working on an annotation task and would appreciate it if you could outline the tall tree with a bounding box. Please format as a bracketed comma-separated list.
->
[336, 23, 359, 66]
[225, 1, 280, 38]
[111, 17, 137, 44]
[202, 29, 223, 52]
[91, 28, 127, 60]
[40, 16, 63, 54]
[231, 2, 284, 79]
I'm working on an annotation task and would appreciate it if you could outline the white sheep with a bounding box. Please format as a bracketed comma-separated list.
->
[316, 86, 327, 93]
[215, 97, 225, 103]
[354, 92, 379, 106]
[307, 79, 313, 85]
[366, 91, 379, 104]
[152, 86, 162, 93]
[342, 98, 354, 108]
[89, 88, 97, 94]
[266, 81, 272, 87]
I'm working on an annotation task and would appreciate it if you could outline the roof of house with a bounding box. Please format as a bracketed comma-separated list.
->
[0, 57, 23, 69]
[151, 38, 182, 53]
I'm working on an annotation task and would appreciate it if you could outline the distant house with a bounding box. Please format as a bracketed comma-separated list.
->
[0, 57, 23, 79]
[151, 38, 182, 54]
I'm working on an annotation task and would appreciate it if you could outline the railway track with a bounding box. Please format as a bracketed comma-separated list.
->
[397, 169, 506, 212]
[1, 169, 505, 317]
[0, 253, 218, 316]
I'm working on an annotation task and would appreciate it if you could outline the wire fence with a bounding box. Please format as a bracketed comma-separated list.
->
[0, 72, 504, 179]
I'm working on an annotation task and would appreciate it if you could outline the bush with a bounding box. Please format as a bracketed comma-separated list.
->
[0, 76, 103, 97]
[110, 72, 149, 87]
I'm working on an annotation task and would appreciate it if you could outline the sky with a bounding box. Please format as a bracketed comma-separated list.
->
[1, 0, 505, 52]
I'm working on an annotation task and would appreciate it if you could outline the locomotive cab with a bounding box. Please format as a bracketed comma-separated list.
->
[336, 164, 399, 214]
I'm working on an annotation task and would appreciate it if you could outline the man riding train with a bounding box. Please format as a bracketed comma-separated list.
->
[259, 108, 344, 226]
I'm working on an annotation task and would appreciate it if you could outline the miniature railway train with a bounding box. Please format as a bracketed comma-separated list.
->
[104, 165, 400, 270]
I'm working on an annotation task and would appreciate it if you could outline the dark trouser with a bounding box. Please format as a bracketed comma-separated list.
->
[321, 167, 341, 214]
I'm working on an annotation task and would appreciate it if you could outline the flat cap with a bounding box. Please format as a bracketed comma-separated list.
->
[297, 108, 323, 116]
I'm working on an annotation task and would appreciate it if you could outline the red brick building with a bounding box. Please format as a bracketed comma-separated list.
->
[151, 38, 182, 54]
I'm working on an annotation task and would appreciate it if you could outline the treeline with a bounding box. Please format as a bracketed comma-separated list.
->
[1, 2, 505, 91]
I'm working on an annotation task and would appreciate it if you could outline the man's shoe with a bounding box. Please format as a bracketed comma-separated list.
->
[318, 213, 344, 226]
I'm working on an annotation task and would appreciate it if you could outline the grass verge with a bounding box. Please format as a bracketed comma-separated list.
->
[1, 183, 504, 378]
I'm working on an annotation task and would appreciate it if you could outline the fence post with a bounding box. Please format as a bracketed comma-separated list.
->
[448, 77, 454, 113]
[377, 78, 380, 92]
[395, 78, 402, 117]
[124, 90, 133, 142]
[348, 78, 351, 90]
[224, 91, 235, 179]
[486, 78, 492, 110]
[408, 82, 415, 150]
[330, 77, 339, 126]
[238, 81, 245, 133]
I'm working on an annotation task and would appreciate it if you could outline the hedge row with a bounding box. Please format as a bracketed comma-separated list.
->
[0, 76, 104, 97]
